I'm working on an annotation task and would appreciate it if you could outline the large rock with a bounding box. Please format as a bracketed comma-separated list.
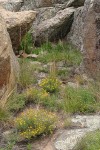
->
[66, 0, 85, 8]
[0, 14, 19, 105]
[67, 7, 84, 51]
[0, 7, 36, 53]
[0, 0, 23, 11]
[33, 7, 58, 25]
[32, 7, 75, 46]
[83, 0, 100, 76]
[21, 0, 56, 10]
[68, 0, 100, 77]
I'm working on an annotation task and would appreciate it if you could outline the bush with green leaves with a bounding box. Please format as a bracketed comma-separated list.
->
[39, 76, 61, 93]
[61, 86, 97, 114]
[15, 109, 57, 139]
[26, 87, 49, 103]
[19, 32, 33, 54]
[7, 92, 26, 112]
[0, 107, 9, 122]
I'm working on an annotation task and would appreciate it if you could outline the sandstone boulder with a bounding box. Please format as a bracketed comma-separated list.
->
[0, 0, 23, 11]
[0, 14, 19, 105]
[32, 7, 75, 46]
[0, 7, 36, 53]
[68, 0, 100, 77]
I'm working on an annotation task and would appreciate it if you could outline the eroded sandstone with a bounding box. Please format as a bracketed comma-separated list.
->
[0, 14, 19, 104]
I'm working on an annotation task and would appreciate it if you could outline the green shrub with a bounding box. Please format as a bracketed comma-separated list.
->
[61, 86, 97, 114]
[0, 107, 9, 122]
[7, 92, 26, 112]
[74, 130, 100, 150]
[19, 32, 33, 54]
[15, 109, 57, 139]
[26, 87, 49, 103]
[36, 42, 82, 65]
[39, 76, 61, 93]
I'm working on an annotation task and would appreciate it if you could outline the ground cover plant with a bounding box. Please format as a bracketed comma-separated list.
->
[74, 130, 100, 150]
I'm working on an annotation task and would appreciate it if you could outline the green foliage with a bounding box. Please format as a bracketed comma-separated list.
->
[35, 42, 82, 65]
[27, 143, 32, 150]
[19, 32, 33, 54]
[26, 87, 49, 103]
[61, 86, 97, 114]
[15, 109, 57, 139]
[40, 94, 60, 111]
[39, 76, 61, 93]
[7, 92, 26, 112]
[0, 107, 9, 122]
[74, 130, 100, 150]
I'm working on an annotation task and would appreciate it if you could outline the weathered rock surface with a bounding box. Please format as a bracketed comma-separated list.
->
[68, 0, 100, 77]
[0, 0, 23, 11]
[54, 115, 100, 150]
[32, 7, 75, 46]
[66, 0, 85, 8]
[67, 6, 84, 51]
[0, 14, 19, 105]
[83, 0, 100, 76]
[0, 7, 36, 53]
[21, 0, 55, 11]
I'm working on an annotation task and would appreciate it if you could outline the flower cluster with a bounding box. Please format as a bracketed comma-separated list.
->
[15, 109, 57, 139]
[39, 76, 61, 93]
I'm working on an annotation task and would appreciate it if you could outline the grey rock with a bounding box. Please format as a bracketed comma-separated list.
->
[67, 6, 84, 51]
[33, 7, 58, 25]
[68, 82, 79, 88]
[20, 0, 56, 10]
[66, 0, 85, 8]
[32, 7, 75, 46]
[54, 115, 100, 150]
[0, 0, 23, 11]
[68, 0, 100, 76]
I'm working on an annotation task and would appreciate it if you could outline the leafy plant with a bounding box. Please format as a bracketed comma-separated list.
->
[7, 92, 26, 112]
[0, 107, 9, 122]
[26, 87, 49, 103]
[19, 32, 33, 54]
[74, 130, 100, 150]
[61, 86, 97, 114]
[39, 76, 61, 93]
[15, 109, 57, 139]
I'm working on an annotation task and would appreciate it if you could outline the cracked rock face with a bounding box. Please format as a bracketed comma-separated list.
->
[68, 0, 100, 77]
[0, 14, 19, 104]
[32, 7, 75, 46]
[83, 0, 100, 76]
